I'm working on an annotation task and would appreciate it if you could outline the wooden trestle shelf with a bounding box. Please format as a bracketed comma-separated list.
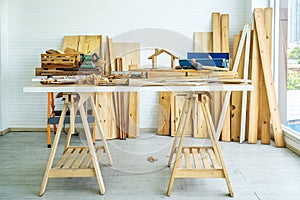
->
[167, 92, 233, 197]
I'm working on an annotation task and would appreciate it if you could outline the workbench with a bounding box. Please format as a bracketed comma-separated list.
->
[23, 82, 252, 196]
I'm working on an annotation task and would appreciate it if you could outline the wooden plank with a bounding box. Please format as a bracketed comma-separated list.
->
[128, 92, 140, 138]
[63, 148, 81, 169]
[192, 148, 201, 169]
[211, 12, 222, 132]
[254, 8, 284, 147]
[200, 148, 211, 169]
[247, 30, 260, 143]
[195, 95, 208, 138]
[260, 7, 273, 145]
[78, 35, 102, 55]
[212, 12, 221, 52]
[184, 148, 192, 169]
[221, 14, 230, 53]
[158, 92, 172, 135]
[113, 42, 140, 71]
[106, 36, 114, 73]
[62, 36, 80, 52]
[207, 148, 221, 169]
[230, 33, 245, 142]
[81, 151, 91, 168]
[220, 15, 230, 141]
[72, 148, 88, 169]
[54, 148, 73, 169]
[193, 32, 213, 52]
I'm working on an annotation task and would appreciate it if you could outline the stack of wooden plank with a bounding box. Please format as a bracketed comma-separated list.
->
[246, 8, 284, 147]
[158, 12, 231, 138]
[94, 37, 140, 140]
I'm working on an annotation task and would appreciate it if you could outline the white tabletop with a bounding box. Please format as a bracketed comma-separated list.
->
[23, 83, 253, 93]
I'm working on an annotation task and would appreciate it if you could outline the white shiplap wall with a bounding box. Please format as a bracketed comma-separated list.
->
[5, 0, 247, 129]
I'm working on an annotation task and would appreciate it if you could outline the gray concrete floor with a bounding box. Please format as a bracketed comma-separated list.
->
[0, 131, 300, 200]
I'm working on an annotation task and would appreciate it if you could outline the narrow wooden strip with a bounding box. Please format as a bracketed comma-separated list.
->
[174, 169, 224, 178]
[248, 30, 260, 143]
[81, 150, 91, 168]
[63, 148, 81, 169]
[254, 8, 284, 147]
[184, 148, 192, 169]
[260, 7, 273, 145]
[221, 14, 230, 53]
[48, 169, 96, 178]
[158, 92, 171, 135]
[72, 148, 88, 169]
[192, 148, 201, 169]
[200, 148, 211, 169]
[212, 12, 221, 52]
[54, 148, 73, 169]
[207, 148, 221, 169]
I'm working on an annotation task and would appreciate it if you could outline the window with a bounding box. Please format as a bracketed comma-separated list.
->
[287, 0, 300, 133]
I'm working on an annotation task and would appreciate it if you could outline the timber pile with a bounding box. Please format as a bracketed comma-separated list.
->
[158, 8, 285, 148]
[247, 8, 284, 147]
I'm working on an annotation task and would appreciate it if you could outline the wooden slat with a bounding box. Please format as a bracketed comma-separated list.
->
[128, 92, 140, 138]
[192, 148, 201, 169]
[72, 148, 88, 169]
[230, 33, 245, 142]
[221, 14, 230, 53]
[49, 169, 96, 178]
[184, 148, 192, 169]
[200, 148, 211, 169]
[106, 36, 114, 73]
[247, 30, 260, 143]
[254, 8, 284, 147]
[207, 148, 221, 169]
[260, 7, 273, 145]
[62, 148, 81, 169]
[158, 92, 172, 135]
[193, 32, 213, 52]
[54, 148, 73, 169]
[81, 151, 91, 168]
[195, 95, 208, 138]
[212, 12, 221, 52]
[211, 13, 222, 134]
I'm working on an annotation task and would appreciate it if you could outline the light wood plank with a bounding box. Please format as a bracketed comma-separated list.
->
[254, 8, 284, 147]
[128, 92, 140, 138]
[62, 148, 81, 169]
[231, 33, 245, 142]
[62, 36, 80, 52]
[113, 42, 140, 71]
[247, 30, 260, 143]
[194, 32, 213, 52]
[200, 148, 211, 169]
[158, 92, 172, 135]
[184, 148, 192, 169]
[54, 148, 73, 169]
[72, 148, 88, 169]
[192, 148, 201, 169]
[207, 148, 221, 169]
[212, 12, 221, 52]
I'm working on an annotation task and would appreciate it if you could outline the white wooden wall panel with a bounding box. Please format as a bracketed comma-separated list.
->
[5, 0, 247, 129]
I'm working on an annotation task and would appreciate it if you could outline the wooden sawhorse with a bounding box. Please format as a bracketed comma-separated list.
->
[39, 92, 112, 196]
[167, 92, 234, 197]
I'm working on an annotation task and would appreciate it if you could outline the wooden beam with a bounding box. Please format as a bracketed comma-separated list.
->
[254, 8, 284, 147]
[247, 30, 260, 144]
[220, 14, 230, 142]
[158, 92, 172, 135]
